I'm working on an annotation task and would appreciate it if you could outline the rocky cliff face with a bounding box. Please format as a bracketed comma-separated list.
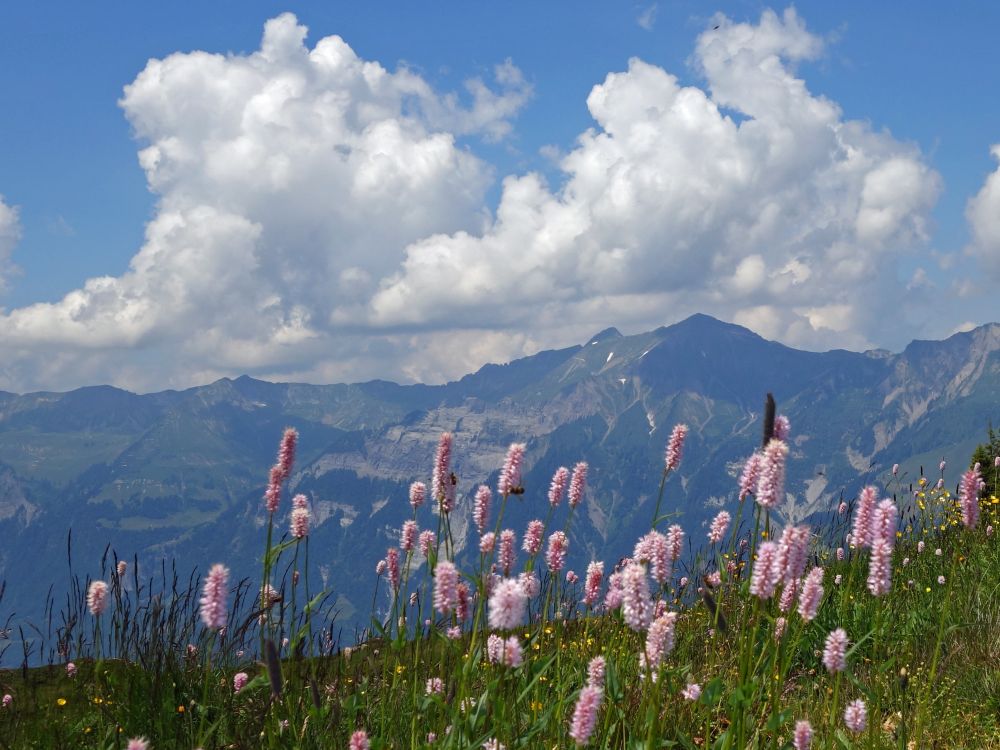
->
[1, 315, 998, 648]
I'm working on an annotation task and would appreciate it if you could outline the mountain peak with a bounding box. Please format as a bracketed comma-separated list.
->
[586, 327, 623, 346]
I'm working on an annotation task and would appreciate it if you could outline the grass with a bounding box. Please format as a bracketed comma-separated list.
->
[1, 418, 999, 749]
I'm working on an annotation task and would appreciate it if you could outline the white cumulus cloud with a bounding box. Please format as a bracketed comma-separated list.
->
[0, 13, 530, 391]
[965, 144, 1000, 278]
[371, 8, 940, 353]
[0, 195, 21, 292]
[0, 9, 947, 392]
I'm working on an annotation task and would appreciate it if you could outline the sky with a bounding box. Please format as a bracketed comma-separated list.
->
[1, 1, 999, 393]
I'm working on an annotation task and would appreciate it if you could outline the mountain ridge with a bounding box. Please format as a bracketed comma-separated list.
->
[1, 313, 999, 647]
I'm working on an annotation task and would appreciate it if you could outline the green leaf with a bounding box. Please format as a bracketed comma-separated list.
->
[765, 708, 792, 731]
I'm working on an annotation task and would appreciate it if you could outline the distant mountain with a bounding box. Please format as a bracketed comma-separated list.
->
[1, 314, 998, 650]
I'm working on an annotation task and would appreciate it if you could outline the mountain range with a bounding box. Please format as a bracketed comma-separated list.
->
[1, 313, 998, 650]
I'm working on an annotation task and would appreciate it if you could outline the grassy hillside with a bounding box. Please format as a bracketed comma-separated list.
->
[0, 419, 998, 749]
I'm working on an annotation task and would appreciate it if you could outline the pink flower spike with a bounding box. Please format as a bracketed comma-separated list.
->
[479, 532, 496, 554]
[793, 719, 813, 750]
[867, 539, 893, 596]
[289, 497, 310, 539]
[548, 466, 570, 507]
[386, 548, 401, 591]
[583, 561, 604, 607]
[822, 628, 848, 673]
[568, 462, 588, 508]
[233, 671, 249, 692]
[199, 563, 230, 630]
[665, 524, 685, 562]
[522, 519, 544, 555]
[431, 432, 454, 512]
[749, 542, 779, 599]
[473, 485, 492, 534]
[126, 738, 149, 750]
[707, 511, 731, 544]
[499, 529, 517, 574]
[852, 486, 878, 548]
[488, 578, 527, 630]
[773, 415, 790, 441]
[418, 530, 435, 558]
[87, 580, 109, 617]
[276, 428, 297, 481]
[586, 655, 606, 689]
[756, 439, 788, 509]
[401, 520, 418, 552]
[569, 684, 603, 746]
[503, 635, 523, 667]
[409, 481, 426, 510]
[959, 464, 982, 529]
[498, 442, 526, 495]
[681, 682, 702, 701]
[66, 662, 77, 678]
[844, 699, 867, 733]
[739, 453, 762, 501]
[665, 424, 689, 471]
[644, 612, 679, 670]
[1, 694, 11, 707]
[546, 531, 569, 573]
[621, 562, 652, 631]
[349, 730, 371, 750]
[797, 567, 824, 621]
[426, 677, 444, 695]
[433, 560, 458, 615]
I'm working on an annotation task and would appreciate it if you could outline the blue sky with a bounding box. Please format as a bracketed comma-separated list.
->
[0, 2, 999, 392]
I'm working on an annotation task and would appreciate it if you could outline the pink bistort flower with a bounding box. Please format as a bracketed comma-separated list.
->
[419, 530, 435, 558]
[681, 682, 702, 701]
[665, 424, 688, 471]
[756, 439, 788, 509]
[621, 562, 652, 631]
[431, 432, 454, 511]
[233, 671, 249, 692]
[568, 462, 588, 508]
[401, 520, 418, 552]
[797, 567, 824, 621]
[844, 699, 867, 733]
[587, 655, 606, 689]
[793, 719, 813, 750]
[522, 519, 544, 555]
[583, 561, 604, 607]
[749, 542, 779, 599]
[433, 561, 458, 615]
[499, 529, 517, 574]
[386, 548, 400, 591]
[290, 494, 310, 539]
[852, 486, 878, 548]
[823, 628, 848, 673]
[707, 511, 731, 544]
[548, 466, 570, 507]
[473, 485, 492, 534]
[409, 481, 426, 510]
[739, 452, 762, 501]
[488, 578, 527, 630]
[666, 524, 685, 562]
[498, 442, 526, 495]
[773, 415, 790, 440]
[125, 738, 149, 750]
[644, 612, 679, 670]
[199, 563, 229, 630]
[959, 464, 982, 529]
[568, 685, 603, 746]
[87, 580, 109, 617]
[349, 730, 370, 750]
[546, 531, 569, 573]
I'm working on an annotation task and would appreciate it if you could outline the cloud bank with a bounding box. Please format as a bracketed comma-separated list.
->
[0, 9, 962, 392]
